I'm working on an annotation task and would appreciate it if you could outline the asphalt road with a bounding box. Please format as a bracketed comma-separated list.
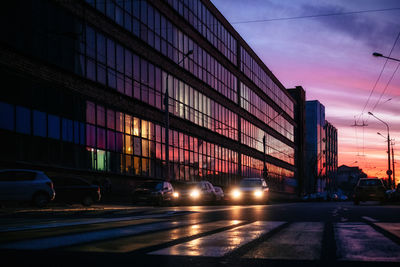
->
[1, 201, 400, 266]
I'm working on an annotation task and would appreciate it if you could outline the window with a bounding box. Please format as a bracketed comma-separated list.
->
[0, 101, 14, 131]
[48, 115, 60, 139]
[16, 106, 30, 134]
[33, 110, 46, 137]
[86, 101, 95, 124]
[62, 118, 73, 142]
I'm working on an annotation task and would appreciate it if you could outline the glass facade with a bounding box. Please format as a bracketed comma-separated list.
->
[163, 0, 237, 64]
[85, 0, 238, 102]
[240, 82, 294, 142]
[305, 100, 326, 193]
[241, 155, 294, 192]
[0, 0, 298, 191]
[240, 47, 294, 118]
[0, 98, 239, 186]
[241, 119, 294, 165]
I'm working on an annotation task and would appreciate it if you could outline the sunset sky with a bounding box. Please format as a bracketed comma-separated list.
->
[212, 0, 400, 182]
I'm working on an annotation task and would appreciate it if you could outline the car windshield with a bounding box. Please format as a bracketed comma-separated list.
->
[140, 182, 163, 190]
[359, 179, 382, 186]
[240, 180, 262, 187]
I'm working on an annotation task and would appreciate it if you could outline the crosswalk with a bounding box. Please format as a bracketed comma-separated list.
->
[1, 217, 400, 262]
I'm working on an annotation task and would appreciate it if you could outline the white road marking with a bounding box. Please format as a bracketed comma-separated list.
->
[242, 222, 324, 260]
[335, 223, 400, 262]
[149, 221, 285, 257]
[374, 223, 400, 239]
[0, 220, 196, 250]
[0, 211, 190, 233]
[362, 216, 378, 222]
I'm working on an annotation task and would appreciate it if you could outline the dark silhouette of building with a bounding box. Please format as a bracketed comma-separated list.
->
[337, 165, 367, 195]
[288, 86, 306, 196]
[325, 121, 338, 193]
[305, 100, 326, 193]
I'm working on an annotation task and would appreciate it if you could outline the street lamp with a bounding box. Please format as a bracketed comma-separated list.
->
[164, 50, 193, 181]
[378, 132, 396, 188]
[372, 52, 400, 62]
[368, 111, 392, 188]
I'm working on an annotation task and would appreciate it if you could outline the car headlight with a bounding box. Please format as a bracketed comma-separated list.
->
[254, 190, 263, 198]
[173, 192, 179, 198]
[190, 189, 200, 198]
[232, 189, 241, 199]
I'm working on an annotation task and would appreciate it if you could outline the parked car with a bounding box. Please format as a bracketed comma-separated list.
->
[0, 169, 55, 207]
[353, 178, 387, 205]
[386, 184, 400, 202]
[213, 186, 225, 202]
[50, 176, 101, 206]
[132, 180, 177, 205]
[173, 181, 217, 204]
[230, 178, 269, 204]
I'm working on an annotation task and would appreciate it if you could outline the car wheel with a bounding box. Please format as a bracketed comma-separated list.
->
[33, 193, 49, 208]
[82, 195, 94, 207]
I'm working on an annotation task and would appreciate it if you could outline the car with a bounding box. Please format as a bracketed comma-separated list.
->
[0, 169, 55, 207]
[230, 177, 269, 204]
[353, 178, 387, 205]
[173, 181, 217, 204]
[50, 176, 101, 206]
[132, 180, 177, 205]
[386, 184, 400, 202]
[213, 186, 225, 202]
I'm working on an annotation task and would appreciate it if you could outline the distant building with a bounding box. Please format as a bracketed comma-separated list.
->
[325, 121, 338, 192]
[337, 165, 367, 194]
[288, 86, 306, 196]
[305, 100, 326, 193]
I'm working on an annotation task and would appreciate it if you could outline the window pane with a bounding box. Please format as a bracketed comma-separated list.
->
[86, 101, 95, 124]
[107, 130, 115, 151]
[62, 118, 73, 142]
[48, 115, 60, 139]
[33, 110, 46, 137]
[97, 127, 105, 149]
[116, 112, 124, 132]
[16, 106, 30, 134]
[0, 101, 14, 131]
[97, 105, 105, 126]
[107, 109, 115, 129]
[86, 124, 96, 147]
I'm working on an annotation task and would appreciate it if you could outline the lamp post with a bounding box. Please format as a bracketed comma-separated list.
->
[373, 52, 400, 62]
[164, 50, 193, 181]
[368, 112, 392, 188]
[377, 132, 395, 188]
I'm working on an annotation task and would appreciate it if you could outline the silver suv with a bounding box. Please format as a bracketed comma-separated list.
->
[0, 169, 56, 207]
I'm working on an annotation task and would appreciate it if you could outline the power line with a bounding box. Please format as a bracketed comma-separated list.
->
[371, 61, 400, 112]
[356, 30, 400, 124]
[230, 7, 400, 24]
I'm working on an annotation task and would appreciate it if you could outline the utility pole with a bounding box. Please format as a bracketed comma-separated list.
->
[369, 112, 392, 188]
[392, 142, 396, 188]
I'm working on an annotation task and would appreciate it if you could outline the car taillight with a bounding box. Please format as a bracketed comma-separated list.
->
[46, 182, 54, 190]
[97, 186, 100, 193]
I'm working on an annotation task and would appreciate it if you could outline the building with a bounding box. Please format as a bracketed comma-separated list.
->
[0, 0, 297, 195]
[325, 120, 338, 193]
[305, 100, 326, 193]
[287, 86, 306, 196]
[337, 165, 367, 195]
